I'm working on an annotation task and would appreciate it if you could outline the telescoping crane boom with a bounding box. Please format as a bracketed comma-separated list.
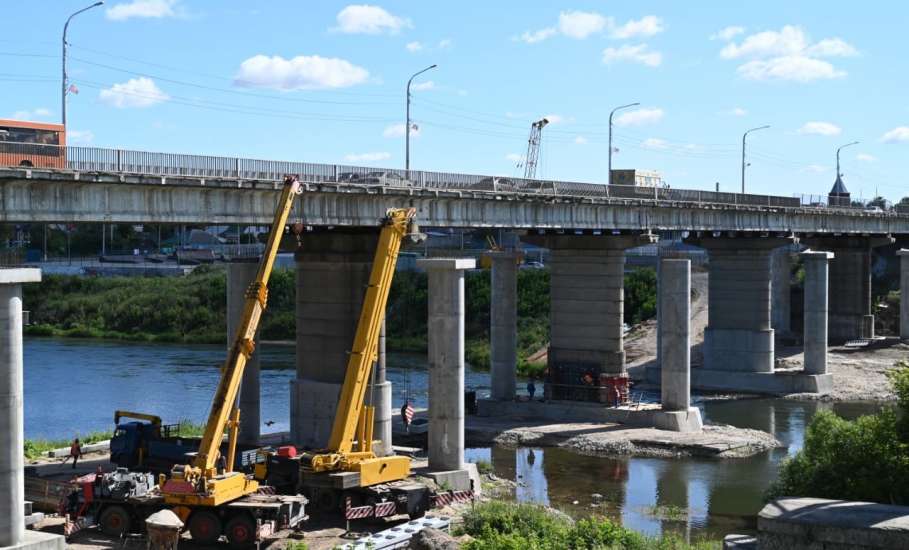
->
[162, 175, 302, 507]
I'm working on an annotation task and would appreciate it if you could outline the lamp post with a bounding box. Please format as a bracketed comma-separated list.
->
[608, 102, 639, 184]
[741, 125, 770, 194]
[836, 141, 859, 180]
[62, 1, 103, 127]
[405, 64, 437, 172]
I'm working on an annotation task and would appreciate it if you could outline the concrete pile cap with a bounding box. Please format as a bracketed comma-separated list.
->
[898, 249, 909, 256]
[416, 258, 476, 270]
[801, 249, 835, 259]
[0, 268, 41, 284]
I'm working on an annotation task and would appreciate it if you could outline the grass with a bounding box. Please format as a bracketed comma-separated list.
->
[24, 420, 207, 460]
[471, 459, 494, 475]
[458, 501, 722, 550]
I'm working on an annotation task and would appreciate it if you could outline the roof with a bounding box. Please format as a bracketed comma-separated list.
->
[829, 174, 850, 196]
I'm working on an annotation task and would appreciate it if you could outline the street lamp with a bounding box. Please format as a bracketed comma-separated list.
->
[608, 102, 639, 185]
[836, 141, 860, 180]
[741, 125, 770, 194]
[62, 1, 104, 127]
[405, 64, 437, 172]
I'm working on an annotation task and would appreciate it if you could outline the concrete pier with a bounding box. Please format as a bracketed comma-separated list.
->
[487, 251, 518, 401]
[771, 246, 792, 337]
[227, 260, 260, 445]
[803, 251, 834, 375]
[1, 269, 64, 550]
[899, 250, 909, 342]
[655, 259, 702, 432]
[291, 232, 377, 448]
[417, 258, 475, 473]
[697, 237, 791, 374]
[369, 320, 393, 456]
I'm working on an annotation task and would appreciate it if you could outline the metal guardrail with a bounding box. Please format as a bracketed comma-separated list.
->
[0, 140, 891, 212]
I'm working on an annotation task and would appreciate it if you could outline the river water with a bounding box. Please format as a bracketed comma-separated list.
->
[24, 337, 881, 541]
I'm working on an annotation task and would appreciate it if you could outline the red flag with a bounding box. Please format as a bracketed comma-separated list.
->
[67, 83, 79, 95]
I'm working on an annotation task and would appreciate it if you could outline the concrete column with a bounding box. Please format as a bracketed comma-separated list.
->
[368, 320, 393, 456]
[0, 269, 41, 547]
[771, 247, 792, 336]
[695, 237, 792, 373]
[802, 251, 833, 375]
[899, 250, 909, 342]
[417, 258, 475, 472]
[522, 234, 655, 401]
[802, 236, 893, 342]
[660, 259, 691, 411]
[227, 261, 260, 445]
[291, 232, 378, 449]
[486, 251, 518, 401]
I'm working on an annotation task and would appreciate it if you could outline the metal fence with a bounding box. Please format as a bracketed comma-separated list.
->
[0, 140, 877, 211]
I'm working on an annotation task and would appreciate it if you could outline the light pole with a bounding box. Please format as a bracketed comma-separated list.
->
[608, 102, 639, 184]
[836, 141, 859, 180]
[405, 64, 437, 172]
[741, 125, 770, 194]
[62, 1, 103, 127]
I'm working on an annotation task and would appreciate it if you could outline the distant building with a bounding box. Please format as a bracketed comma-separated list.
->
[610, 169, 663, 187]
[828, 173, 851, 207]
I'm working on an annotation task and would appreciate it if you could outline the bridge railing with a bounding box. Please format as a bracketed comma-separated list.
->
[0, 140, 860, 211]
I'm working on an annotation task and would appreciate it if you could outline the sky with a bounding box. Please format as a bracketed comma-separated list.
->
[3, 1, 908, 201]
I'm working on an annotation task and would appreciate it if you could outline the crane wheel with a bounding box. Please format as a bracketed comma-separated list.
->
[99, 505, 132, 537]
[225, 514, 256, 548]
[188, 510, 223, 545]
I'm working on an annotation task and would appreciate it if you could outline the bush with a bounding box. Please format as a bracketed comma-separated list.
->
[767, 362, 909, 504]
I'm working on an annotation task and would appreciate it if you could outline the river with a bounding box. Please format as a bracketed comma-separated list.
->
[24, 337, 882, 541]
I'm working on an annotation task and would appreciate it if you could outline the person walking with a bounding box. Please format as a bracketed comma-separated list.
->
[67, 438, 82, 470]
[527, 379, 537, 401]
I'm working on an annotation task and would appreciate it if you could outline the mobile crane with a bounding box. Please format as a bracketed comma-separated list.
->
[63, 176, 307, 546]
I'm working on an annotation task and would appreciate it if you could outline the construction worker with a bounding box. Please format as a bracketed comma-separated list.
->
[67, 438, 82, 470]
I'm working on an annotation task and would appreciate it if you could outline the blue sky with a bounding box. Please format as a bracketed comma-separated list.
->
[3, 1, 907, 200]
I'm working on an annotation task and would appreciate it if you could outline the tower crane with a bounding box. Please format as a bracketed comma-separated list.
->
[523, 117, 549, 180]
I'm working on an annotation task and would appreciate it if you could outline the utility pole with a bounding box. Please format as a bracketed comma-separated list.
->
[523, 118, 549, 180]
[405, 64, 437, 173]
[62, 2, 104, 127]
[608, 102, 639, 184]
[741, 125, 770, 194]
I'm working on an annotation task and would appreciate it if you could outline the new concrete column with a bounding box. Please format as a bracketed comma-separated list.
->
[771, 247, 792, 337]
[696, 237, 792, 373]
[486, 251, 518, 401]
[291, 232, 378, 449]
[417, 258, 475, 472]
[802, 236, 893, 342]
[802, 251, 833, 375]
[227, 260, 260, 445]
[368, 320, 393, 456]
[899, 250, 909, 342]
[0, 269, 41, 547]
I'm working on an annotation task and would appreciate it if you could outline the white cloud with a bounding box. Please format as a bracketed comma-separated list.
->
[438, 38, 452, 49]
[720, 26, 857, 82]
[798, 121, 842, 136]
[11, 107, 52, 120]
[728, 107, 748, 116]
[235, 55, 369, 90]
[516, 28, 557, 44]
[711, 26, 745, 41]
[99, 77, 169, 108]
[334, 5, 411, 35]
[344, 151, 390, 163]
[856, 153, 877, 162]
[505, 153, 523, 163]
[67, 129, 94, 145]
[383, 123, 420, 138]
[609, 15, 664, 39]
[574, 136, 588, 145]
[558, 10, 609, 39]
[106, 0, 178, 21]
[881, 126, 909, 143]
[602, 44, 662, 67]
[614, 107, 664, 127]
[411, 80, 434, 92]
[405, 41, 423, 52]
[641, 137, 668, 150]
[802, 164, 830, 174]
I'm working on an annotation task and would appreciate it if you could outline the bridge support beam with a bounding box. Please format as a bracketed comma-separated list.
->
[802, 236, 894, 342]
[227, 260, 260, 445]
[900, 250, 909, 342]
[524, 234, 655, 401]
[418, 258, 475, 488]
[291, 232, 379, 449]
[486, 251, 519, 401]
[771, 246, 793, 338]
[802, 251, 833, 375]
